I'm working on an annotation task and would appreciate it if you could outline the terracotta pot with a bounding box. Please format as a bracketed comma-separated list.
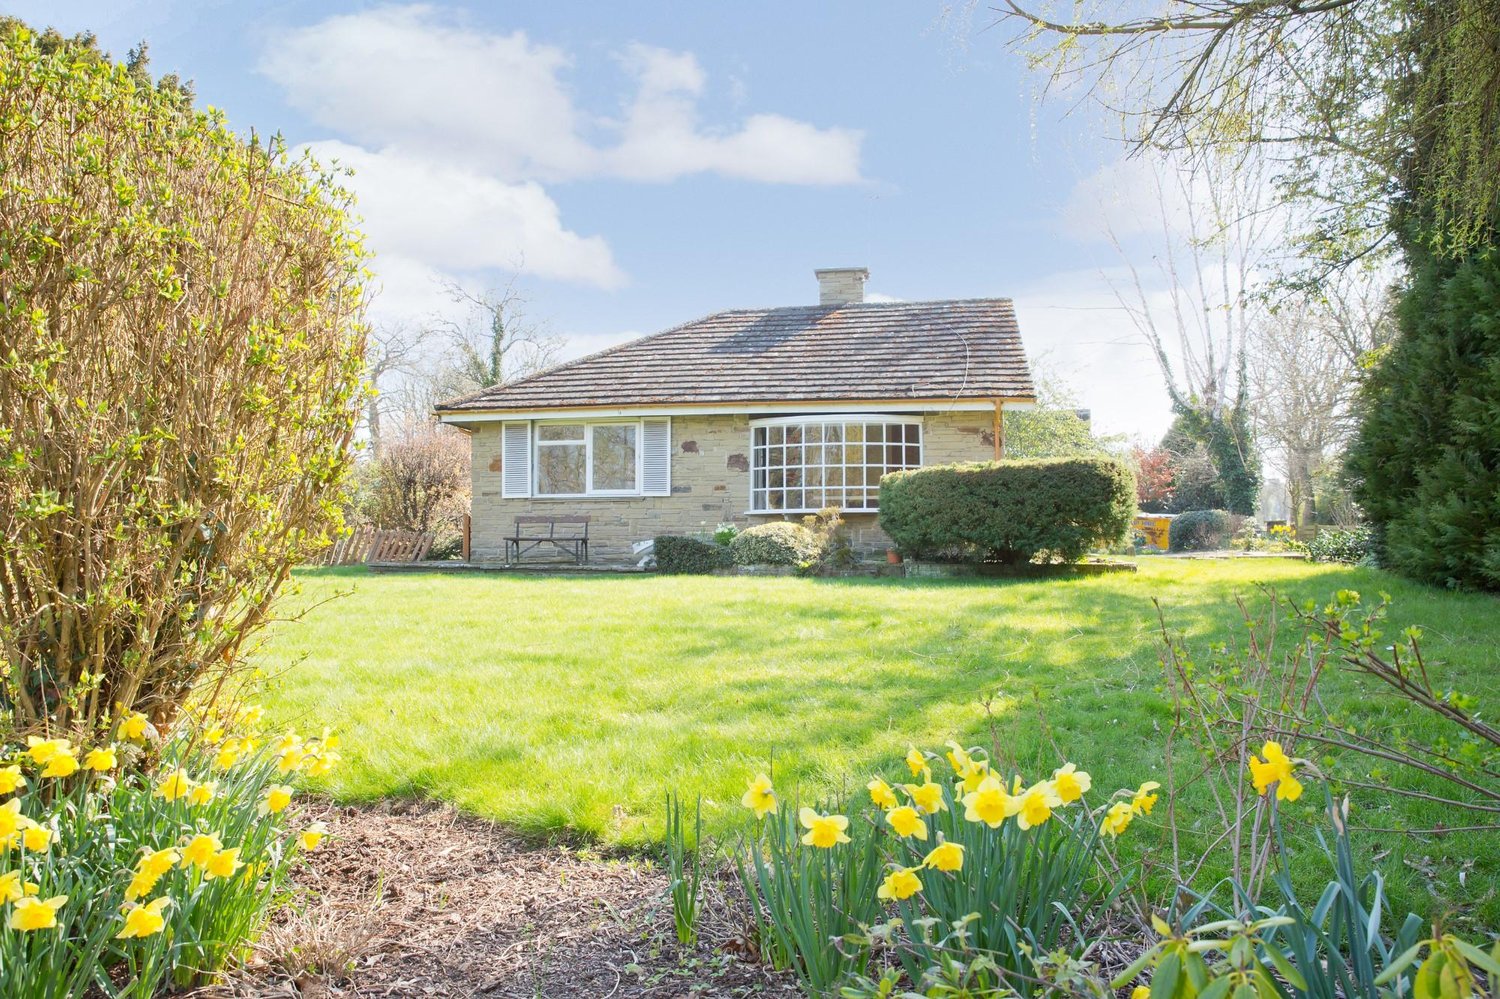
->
[886, 549, 903, 564]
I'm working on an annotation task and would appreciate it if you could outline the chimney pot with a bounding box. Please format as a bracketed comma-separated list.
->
[814, 267, 869, 306]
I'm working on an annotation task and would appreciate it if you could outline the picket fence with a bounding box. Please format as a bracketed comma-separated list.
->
[312, 526, 434, 565]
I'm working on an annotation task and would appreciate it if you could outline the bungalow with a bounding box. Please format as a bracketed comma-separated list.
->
[435, 269, 1037, 562]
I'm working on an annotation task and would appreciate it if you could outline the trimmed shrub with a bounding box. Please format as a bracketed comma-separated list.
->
[654, 536, 731, 574]
[729, 522, 823, 566]
[1304, 525, 1375, 564]
[1168, 509, 1234, 552]
[878, 457, 1135, 564]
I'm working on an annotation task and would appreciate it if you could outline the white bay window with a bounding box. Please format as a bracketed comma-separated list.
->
[750, 416, 922, 513]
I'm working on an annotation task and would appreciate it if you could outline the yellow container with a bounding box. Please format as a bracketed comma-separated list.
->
[1133, 514, 1172, 551]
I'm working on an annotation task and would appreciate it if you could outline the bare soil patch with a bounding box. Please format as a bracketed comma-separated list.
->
[202, 800, 801, 998]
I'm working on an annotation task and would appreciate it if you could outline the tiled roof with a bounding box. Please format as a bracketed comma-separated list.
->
[435, 298, 1034, 412]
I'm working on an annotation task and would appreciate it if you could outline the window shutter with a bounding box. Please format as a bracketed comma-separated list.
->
[641, 418, 671, 496]
[501, 422, 532, 498]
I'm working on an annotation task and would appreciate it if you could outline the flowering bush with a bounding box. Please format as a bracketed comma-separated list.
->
[0, 703, 338, 997]
[731, 742, 1151, 994]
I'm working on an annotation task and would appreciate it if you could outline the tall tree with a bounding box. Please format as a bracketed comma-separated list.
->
[429, 281, 563, 402]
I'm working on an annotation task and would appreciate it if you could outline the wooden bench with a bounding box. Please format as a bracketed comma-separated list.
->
[505, 515, 590, 565]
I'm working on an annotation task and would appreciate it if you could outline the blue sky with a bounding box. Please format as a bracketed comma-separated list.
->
[13, 1, 1180, 441]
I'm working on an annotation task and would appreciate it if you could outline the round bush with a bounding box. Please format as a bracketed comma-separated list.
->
[730, 522, 823, 566]
[654, 535, 731, 574]
[878, 457, 1136, 564]
[1305, 526, 1375, 564]
[1168, 510, 1234, 552]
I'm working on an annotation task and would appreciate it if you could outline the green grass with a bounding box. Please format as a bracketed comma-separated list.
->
[255, 557, 1499, 923]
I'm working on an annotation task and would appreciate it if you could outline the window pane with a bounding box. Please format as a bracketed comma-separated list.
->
[824, 425, 843, 444]
[845, 424, 864, 445]
[785, 425, 802, 445]
[905, 444, 920, 466]
[770, 425, 785, 446]
[753, 426, 767, 448]
[804, 424, 823, 445]
[866, 424, 885, 444]
[591, 424, 637, 491]
[537, 442, 585, 494]
[538, 424, 585, 442]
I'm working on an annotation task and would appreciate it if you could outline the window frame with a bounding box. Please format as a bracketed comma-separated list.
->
[533, 419, 644, 497]
[746, 414, 924, 515]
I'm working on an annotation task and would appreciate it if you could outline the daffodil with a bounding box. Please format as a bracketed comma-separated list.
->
[25, 737, 71, 765]
[276, 742, 306, 775]
[306, 749, 341, 777]
[9, 895, 66, 931]
[1051, 763, 1091, 804]
[40, 751, 79, 779]
[903, 781, 947, 815]
[154, 769, 194, 802]
[740, 774, 777, 818]
[299, 821, 329, 851]
[0, 799, 22, 844]
[117, 897, 172, 939]
[877, 866, 923, 901]
[1101, 801, 1134, 838]
[204, 847, 243, 881]
[21, 823, 51, 852]
[867, 778, 898, 811]
[798, 807, 850, 848]
[125, 870, 159, 902]
[961, 775, 1018, 828]
[187, 781, 217, 807]
[944, 741, 975, 776]
[1015, 781, 1063, 830]
[1249, 741, 1303, 801]
[1131, 781, 1161, 816]
[905, 745, 930, 779]
[922, 839, 965, 872]
[120, 712, 149, 741]
[0, 765, 26, 795]
[1132, 987, 1151, 999]
[0, 871, 39, 903]
[84, 746, 118, 772]
[214, 738, 242, 770]
[138, 847, 180, 880]
[261, 785, 294, 815]
[181, 833, 222, 869]
[886, 805, 929, 840]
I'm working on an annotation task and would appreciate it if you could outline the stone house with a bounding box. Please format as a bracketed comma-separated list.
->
[435, 269, 1036, 562]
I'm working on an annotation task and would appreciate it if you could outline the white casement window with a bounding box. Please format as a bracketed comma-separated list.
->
[750, 416, 922, 514]
[532, 418, 671, 497]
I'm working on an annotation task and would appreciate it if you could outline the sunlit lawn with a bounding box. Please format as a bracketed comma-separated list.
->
[256, 557, 1498, 922]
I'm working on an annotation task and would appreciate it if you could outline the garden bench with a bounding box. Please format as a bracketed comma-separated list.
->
[505, 515, 590, 565]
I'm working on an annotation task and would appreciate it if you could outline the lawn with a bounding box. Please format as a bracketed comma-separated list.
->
[255, 557, 1499, 923]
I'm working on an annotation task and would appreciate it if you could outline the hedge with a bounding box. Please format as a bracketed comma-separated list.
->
[1168, 510, 1234, 552]
[1304, 526, 1375, 565]
[654, 536, 731, 574]
[729, 522, 823, 566]
[878, 457, 1135, 564]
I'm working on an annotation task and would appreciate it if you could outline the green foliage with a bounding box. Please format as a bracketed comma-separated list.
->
[0, 29, 367, 732]
[1301, 527, 1375, 565]
[653, 536, 730, 575]
[665, 792, 706, 947]
[729, 522, 823, 566]
[1348, 247, 1500, 590]
[712, 522, 740, 546]
[879, 457, 1136, 564]
[1166, 404, 1260, 516]
[1168, 510, 1234, 552]
[1003, 407, 1109, 460]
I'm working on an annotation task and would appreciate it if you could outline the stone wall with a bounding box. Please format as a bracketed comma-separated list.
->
[466, 409, 999, 562]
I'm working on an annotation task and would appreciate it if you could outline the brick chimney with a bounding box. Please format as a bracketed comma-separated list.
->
[815, 267, 868, 306]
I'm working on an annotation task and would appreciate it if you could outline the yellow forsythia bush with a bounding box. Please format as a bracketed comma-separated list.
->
[0, 703, 338, 998]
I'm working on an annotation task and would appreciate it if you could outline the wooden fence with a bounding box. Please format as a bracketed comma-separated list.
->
[312, 526, 434, 565]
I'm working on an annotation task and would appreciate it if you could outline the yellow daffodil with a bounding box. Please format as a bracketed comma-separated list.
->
[905, 745, 930, 779]
[120, 712, 149, 741]
[0, 871, 39, 903]
[1051, 763, 1091, 804]
[1133, 987, 1151, 999]
[877, 866, 923, 901]
[204, 847, 243, 881]
[276, 743, 306, 775]
[867, 778, 898, 811]
[25, 737, 71, 765]
[944, 741, 975, 776]
[886, 805, 928, 840]
[306, 749, 341, 777]
[40, 751, 79, 779]
[0, 765, 26, 795]
[1131, 781, 1161, 816]
[154, 769, 194, 802]
[299, 821, 329, 851]
[187, 782, 217, 807]
[21, 823, 51, 852]
[117, 897, 171, 939]
[236, 704, 264, 729]
[260, 785, 293, 815]
[903, 781, 947, 815]
[125, 871, 159, 902]
[205, 726, 225, 743]
[137, 848, 180, 880]
[798, 807, 850, 848]
[9, 895, 66, 931]
[84, 746, 118, 772]
[962, 775, 1018, 828]
[922, 839, 965, 872]
[214, 738, 242, 770]
[1101, 801, 1135, 838]
[181, 833, 222, 869]
[0, 799, 22, 843]
[1249, 741, 1303, 801]
[1016, 781, 1063, 830]
[740, 774, 777, 818]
